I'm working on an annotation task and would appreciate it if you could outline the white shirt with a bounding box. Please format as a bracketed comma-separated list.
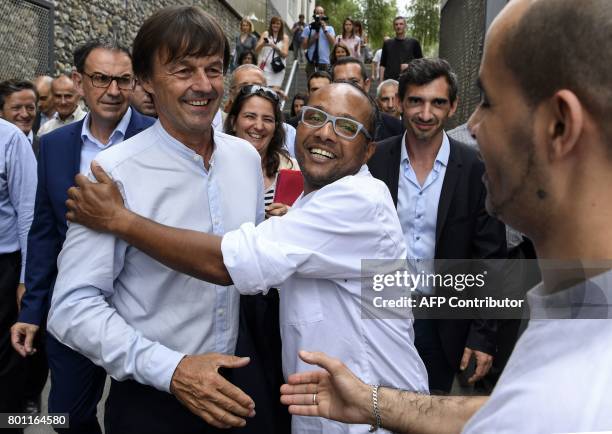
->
[283, 122, 296, 157]
[79, 107, 132, 174]
[37, 104, 87, 136]
[48, 121, 264, 392]
[222, 166, 429, 434]
[463, 268, 612, 433]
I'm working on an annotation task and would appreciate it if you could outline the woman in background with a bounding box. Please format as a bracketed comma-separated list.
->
[286, 92, 308, 128]
[336, 18, 361, 57]
[223, 85, 296, 434]
[238, 49, 258, 66]
[255, 16, 289, 88]
[233, 18, 258, 70]
[330, 41, 351, 65]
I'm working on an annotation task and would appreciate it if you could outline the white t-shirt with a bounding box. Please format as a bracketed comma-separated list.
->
[463, 268, 612, 433]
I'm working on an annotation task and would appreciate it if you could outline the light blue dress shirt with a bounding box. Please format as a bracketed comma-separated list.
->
[397, 132, 450, 294]
[222, 166, 429, 434]
[0, 118, 37, 282]
[79, 107, 132, 174]
[48, 121, 264, 392]
[301, 24, 336, 64]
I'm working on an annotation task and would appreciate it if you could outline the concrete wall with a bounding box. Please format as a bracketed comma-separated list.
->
[51, 0, 241, 74]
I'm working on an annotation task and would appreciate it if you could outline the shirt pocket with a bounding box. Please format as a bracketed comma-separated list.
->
[280, 278, 324, 325]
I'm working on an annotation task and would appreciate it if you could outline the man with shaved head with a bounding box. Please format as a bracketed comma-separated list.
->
[37, 75, 85, 136]
[279, 0, 612, 432]
[58, 81, 429, 434]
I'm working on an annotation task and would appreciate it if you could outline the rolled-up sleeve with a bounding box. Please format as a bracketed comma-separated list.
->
[48, 219, 185, 393]
[221, 175, 403, 294]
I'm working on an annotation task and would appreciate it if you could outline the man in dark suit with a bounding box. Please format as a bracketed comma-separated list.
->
[10, 39, 154, 433]
[331, 57, 404, 141]
[368, 58, 506, 394]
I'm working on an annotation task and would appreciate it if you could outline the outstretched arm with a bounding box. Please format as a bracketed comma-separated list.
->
[281, 351, 487, 434]
[65, 162, 232, 285]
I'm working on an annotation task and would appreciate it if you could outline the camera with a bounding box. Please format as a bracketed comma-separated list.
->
[310, 13, 329, 32]
[264, 37, 269, 44]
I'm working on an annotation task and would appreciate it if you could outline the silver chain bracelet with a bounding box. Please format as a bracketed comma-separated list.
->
[368, 384, 382, 432]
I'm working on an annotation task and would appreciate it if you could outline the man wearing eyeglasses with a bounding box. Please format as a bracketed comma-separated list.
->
[11, 39, 154, 433]
[58, 81, 429, 433]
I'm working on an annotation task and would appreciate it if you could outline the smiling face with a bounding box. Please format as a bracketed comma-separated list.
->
[76, 48, 133, 127]
[1, 89, 37, 134]
[335, 46, 349, 59]
[467, 0, 545, 228]
[232, 95, 276, 157]
[295, 83, 375, 194]
[402, 76, 456, 143]
[142, 51, 224, 145]
[271, 19, 282, 34]
[293, 97, 305, 115]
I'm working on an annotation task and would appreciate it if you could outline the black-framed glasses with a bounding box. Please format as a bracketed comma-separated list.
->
[300, 106, 372, 141]
[83, 72, 135, 90]
[239, 85, 280, 102]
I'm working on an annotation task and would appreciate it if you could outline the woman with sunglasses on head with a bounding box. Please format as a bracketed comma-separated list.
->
[255, 16, 290, 88]
[224, 85, 296, 434]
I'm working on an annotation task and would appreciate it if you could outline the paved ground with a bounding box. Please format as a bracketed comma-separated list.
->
[25, 376, 110, 434]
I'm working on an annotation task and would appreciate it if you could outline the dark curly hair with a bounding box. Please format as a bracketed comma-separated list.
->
[224, 86, 292, 178]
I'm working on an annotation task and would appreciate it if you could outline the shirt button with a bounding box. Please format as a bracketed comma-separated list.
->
[419, 192, 423, 196]
[416, 214, 421, 219]
[217, 308, 224, 315]
[193, 155, 202, 161]
[416, 236, 420, 241]
[416, 259, 421, 263]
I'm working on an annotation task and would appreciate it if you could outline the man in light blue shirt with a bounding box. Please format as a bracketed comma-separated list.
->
[0, 118, 37, 417]
[369, 58, 506, 394]
[47, 7, 262, 434]
[302, 5, 336, 76]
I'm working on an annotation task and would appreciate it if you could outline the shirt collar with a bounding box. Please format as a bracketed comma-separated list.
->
[527, 267, 612, 319]
[81, 107, 132, 149]
[152, 120, 219, 169]
[401, 131, 451, 168]
[27, 130, 33, 144]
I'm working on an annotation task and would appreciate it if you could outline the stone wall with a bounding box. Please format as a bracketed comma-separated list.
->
[52, 0, 242, 74]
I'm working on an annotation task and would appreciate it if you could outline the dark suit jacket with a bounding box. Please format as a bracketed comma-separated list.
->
[375, 113, 404, 141]
[19, 111, 155, 325]
[368, 134, 507, 369]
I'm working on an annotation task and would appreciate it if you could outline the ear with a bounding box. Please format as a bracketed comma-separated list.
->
[545, 90, 584, 161]
[364, 77, 371, 93]
[448, 96, 459, 118]
[363, 140, 376, 163]
[72, 71, 85, 98]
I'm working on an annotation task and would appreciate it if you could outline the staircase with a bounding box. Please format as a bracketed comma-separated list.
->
[281, 58, 380, 116]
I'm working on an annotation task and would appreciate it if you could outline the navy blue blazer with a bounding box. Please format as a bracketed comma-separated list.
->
[19, 111, 155, 325]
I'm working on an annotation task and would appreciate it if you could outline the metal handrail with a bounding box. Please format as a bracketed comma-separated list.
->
[280, 59, 299, 111]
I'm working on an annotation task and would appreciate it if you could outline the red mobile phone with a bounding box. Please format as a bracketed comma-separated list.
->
[273, 169, 304, 206]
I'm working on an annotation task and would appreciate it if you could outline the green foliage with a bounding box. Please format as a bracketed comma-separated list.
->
[317, 0, 363, 37]
[404, 0, 440, 56]
[316, 0, 397, 53]
[361, 0, 398, 51]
